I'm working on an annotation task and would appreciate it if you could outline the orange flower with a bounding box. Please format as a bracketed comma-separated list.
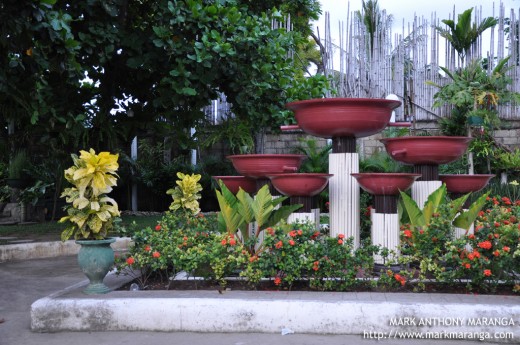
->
[464, 263, 471, 269]
[483, 269, 492, 277]
[275, 241, 283, 249]
[221, 239, 227, 246]
[144, 245, 151, 252]
[337, 239, 344, 245]
[289, 230, 297, 237]
[274, 277, 282, 286]
[229, 238, 236, 246]
[477, 241, 492, 250]
[297, 229, 303, 236]
[403, 230, 412, 238]
[288, 240, 295, 246]
[338, 234, 345, 239]
[126, 257, 135, 265]
[152, 251, 160, 258]
[503, 246, 510, 252]
[493, 250, 500, 257]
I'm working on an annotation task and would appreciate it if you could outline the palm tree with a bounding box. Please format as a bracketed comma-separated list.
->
[435, 8, 497, 66]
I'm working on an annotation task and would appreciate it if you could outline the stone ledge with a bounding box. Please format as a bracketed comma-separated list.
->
[30, 278, 520, 343]
[0, 237, 132, 262]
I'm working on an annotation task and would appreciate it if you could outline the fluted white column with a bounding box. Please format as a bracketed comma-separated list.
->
[371, 212, 399, 264]
[329, 153, 360, 247]
[411, 181, 442, 209]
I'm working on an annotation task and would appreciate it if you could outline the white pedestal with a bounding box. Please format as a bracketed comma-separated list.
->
[287, 209, 321, 230]
[329, 153, 360, 247]
[411, 180, 442, 209]
[371, 212, 399, 264]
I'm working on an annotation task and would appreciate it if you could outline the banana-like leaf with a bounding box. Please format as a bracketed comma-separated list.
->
[236, 188, 255, 224]
[448, 193, 470, 220]
[264, 204, 303, 229]
[453, 192, 489, 230]
[399, 190, 425, 227]
[215, 189, 244, 234]
[423, 184, 447, 224]
[250, 185, 275, 229]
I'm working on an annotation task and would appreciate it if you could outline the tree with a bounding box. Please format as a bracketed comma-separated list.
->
[435, 8, 497, 66]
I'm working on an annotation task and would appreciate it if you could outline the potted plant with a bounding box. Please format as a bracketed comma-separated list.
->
[59, 149, 121, 294]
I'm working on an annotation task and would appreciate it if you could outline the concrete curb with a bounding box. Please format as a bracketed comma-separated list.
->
[0, 237, 133, 262]
[30, 276, 520, 343]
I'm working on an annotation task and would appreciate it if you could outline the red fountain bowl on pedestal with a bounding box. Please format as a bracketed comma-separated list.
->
[268, 173, 333, 197]
[439, 174, 495, 194]
[227, 154, 306, 178]
[351, 173, 422, 195]
[212, 176, 257, 194]
[285, 98, 401, 139]
[380, 136, 472, 165]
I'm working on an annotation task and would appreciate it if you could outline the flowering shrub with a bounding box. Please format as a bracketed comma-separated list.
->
[439, 196, 520, 292]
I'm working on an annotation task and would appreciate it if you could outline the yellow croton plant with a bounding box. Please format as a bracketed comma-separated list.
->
[60, 149, 121, 241]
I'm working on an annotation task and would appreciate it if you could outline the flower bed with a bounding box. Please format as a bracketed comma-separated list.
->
[115, 174, 520, 294]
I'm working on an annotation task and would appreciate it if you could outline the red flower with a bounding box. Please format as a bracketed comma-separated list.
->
[249, 256, 257, 263]
[473, 250, 481, 259]
[337, 239, 344, 245]
[221, 239, 227, 246]
[419, 229, 424, 235]
[266, 227, 275, 236]
[403, 230, 412, 238]
[274, 277, 282, 286]
[297, 229, 303, 236]
[494, 233, 500, 239]
[289, 230, 297, 237]
[477, 241, 492, 250]
[325, 201, 330, 209]
[494, 222, 500, 228]
[338, 234, 345, 239]
[229, 238, 236, 246]
[468, 234, 475, 240]
[467, 253, 475, 261]
[144, 245, 151, 252]
[483, 269, 492, 277]
[478, 211, 485, 217]
[493, 250, 500, 257]
[126, 257, 135, 265]
[155, 224, 162, 231]
[503, 246, 510, 252]
[152, 251, 160, 258]
[289, 240, 295, 246]
[394, 274, 406, 286]
[311, 231, 320, 239]
[275, 241, 283, 249]
[312, 261, 320, 271]
[502, 197, 512, 205]
[464, 263, 471, 269]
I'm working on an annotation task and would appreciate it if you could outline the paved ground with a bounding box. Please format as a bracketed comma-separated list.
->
[0, 256, 511, 345]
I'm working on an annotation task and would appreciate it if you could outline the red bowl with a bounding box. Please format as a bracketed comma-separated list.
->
[380, 136, 471, 165]
[227, 154, 306, 178]
[351, 173, 421, 195]
[212, 176, 257, 194]
[439, 174, 494, 194]
[268, 173, 333, 197]
[286, 98, 401, 138]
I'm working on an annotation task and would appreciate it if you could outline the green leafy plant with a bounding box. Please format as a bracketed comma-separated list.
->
[166, 172, 203, 216]
[8, 151, 30, 180]
[496, 149, 520, 171]
[293, 137, 331, 173]
[215, 181, 302, 255]
[399, 183, 488, 231]
[19, 180, 53, 206]
[59, 149, 121, 241]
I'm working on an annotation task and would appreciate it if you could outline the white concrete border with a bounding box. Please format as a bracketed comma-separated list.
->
[31, 289, 520, 343]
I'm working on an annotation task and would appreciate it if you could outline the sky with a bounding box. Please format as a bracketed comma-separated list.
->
[313, 0, 520, 41]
